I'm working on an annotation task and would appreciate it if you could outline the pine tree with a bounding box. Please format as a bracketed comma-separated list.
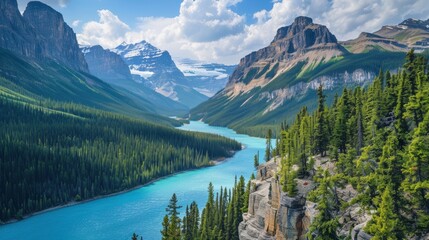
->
[161, 215, 169, 240]
[315, 85, 328, 156]
[265, 129, 272, 161]
[165, 193, 182, 239]
[376, 132, 405, 219]
[253, 153, 259, 169]
[402, 112, 429, 232]
[183, 201, 199, 240]
[395, 71, 411, 148]
[308, 171, 339, 240]
[366, 185, 399, 240]
[333, 93, 347, 154]
[355, 87, 364, 155]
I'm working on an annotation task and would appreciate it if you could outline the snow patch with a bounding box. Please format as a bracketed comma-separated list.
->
[130, 68, 154, 79]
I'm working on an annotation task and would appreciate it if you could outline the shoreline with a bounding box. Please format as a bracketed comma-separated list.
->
[1, 149, 240, 226]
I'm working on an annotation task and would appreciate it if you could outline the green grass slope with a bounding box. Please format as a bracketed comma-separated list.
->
[0, 48, 179, 126]
[190, 51, 406, 137]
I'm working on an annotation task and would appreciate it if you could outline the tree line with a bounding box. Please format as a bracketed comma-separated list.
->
[0, 98, 241, 222]
[159, 176, 252, 240]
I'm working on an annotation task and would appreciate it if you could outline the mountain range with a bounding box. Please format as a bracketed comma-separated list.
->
[0, 0, 182, 125]
[190, 16, 429, 136]
[1, 0, 428, 135]
[112, 41, 208, 108]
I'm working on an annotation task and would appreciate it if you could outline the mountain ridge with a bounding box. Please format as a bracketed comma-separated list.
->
[82, 44, 189, 116]
[112, 40, 208, 108]
[190, 16, 408, 136]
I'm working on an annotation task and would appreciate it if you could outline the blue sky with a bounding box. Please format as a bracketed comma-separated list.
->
[17, 0, 429, 64]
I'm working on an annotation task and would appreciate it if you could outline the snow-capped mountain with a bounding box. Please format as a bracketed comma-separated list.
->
[175, 58, 236, 97]
[112, 41, 207, 108]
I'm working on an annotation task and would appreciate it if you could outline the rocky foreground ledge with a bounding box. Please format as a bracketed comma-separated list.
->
[238, 158, 375, 240]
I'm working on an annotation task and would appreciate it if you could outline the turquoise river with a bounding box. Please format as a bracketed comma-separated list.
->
[0, 121, 271, 240]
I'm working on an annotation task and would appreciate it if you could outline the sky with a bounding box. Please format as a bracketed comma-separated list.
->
[17, 0, 429, 65]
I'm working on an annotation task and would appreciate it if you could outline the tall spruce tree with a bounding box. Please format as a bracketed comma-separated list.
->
[366, 185, 399, 240]
[315, 85, 328, 156]
[265, 129, 273, 161]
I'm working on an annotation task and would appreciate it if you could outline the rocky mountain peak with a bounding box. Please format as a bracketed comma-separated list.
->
[23, 1, 88, 72]
[271, 16, 338, 54]
[82, 45, 132, 83]
[0, 0, 38, 58]
[399, 18, 429, 30]
[294, 16, 313, 26]
[357, 32, 383, 39]
[225, 16, 344, 91]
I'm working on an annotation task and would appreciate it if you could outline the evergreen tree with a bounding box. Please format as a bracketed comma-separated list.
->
[254, 153, 259, 169]
[395, 71, 411, 148]
[265, 129, 273, 161]
[308, 171, 339, 240]
[165, 193, 182, 239]
[366, 185, 399, 240]
[315, 85, 328, 156]
[402, 112, 429, 232]
[161, 215, 169, 240]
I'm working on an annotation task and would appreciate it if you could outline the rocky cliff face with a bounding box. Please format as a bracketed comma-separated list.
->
[257, 69, 375, 114]
[240, 158, 377, 240]
[0, 0, 38, 58]
[112, 41, 208, 108]
[23, 1, 88, 72]
[239, 159, 314, 240]
[82, 45, 132, 82]
[113, 41, 188, 86]
[347, 18, 429, 51]
[190, 16, 407, 135]
[341, 32, 407, 53]
[227, 16, 346, 91]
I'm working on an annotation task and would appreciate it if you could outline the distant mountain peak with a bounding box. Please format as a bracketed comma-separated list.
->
[293, 16, 313, 26]
[224, 16, 344, 94]
[112, 40, 208, 108]
[398, 18, 429, 30]
[272, 16, 338, 50]
[23, 1, 88, 72]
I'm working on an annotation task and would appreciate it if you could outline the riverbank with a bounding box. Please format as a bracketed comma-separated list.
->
[1, 151, 240, 226]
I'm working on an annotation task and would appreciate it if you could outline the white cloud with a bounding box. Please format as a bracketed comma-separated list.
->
[178, 0, 245, 42]
[76, 0, 429, 65]
[77, 10, 130, 49]
[71, 20, 81, 28]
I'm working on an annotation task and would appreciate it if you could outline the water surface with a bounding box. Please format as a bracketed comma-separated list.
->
[0, 121, 268, 240]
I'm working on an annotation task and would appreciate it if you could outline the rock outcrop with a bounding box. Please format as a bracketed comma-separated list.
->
[82, 45, 132, 83]
[0, 0, 38, 58]
[240, 157, 377, 240]
[239, 159, 313, 240]
[0, 0, 88, 72]
[227, 16, 346, 90]
[341, 32, 407, 53]
[23, 1, 88, 72]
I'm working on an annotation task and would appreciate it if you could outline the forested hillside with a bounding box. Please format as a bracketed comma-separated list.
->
[0, 95, 241, 223]
[277, 49, 429, 238]
[159, 176, 251, 240]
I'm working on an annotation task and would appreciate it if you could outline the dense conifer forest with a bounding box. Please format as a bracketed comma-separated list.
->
[277, 50, 429, 239]
[159, 176, 251, 240]
[0, 97, 241, 222]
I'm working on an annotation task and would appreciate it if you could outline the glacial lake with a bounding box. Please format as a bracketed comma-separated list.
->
[0, 121, 269, 240]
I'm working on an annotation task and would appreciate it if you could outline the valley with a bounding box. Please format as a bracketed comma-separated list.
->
[1, 0, 429, 239]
